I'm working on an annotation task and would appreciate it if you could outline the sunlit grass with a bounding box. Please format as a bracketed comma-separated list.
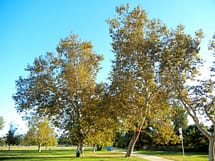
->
[138, 150, 208, 161]
[0, 146, 147, 161]
[0, 146, 209, 161]
[0, 145, 76, 151]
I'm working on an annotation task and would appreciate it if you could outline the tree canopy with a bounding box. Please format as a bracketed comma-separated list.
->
[107, 4, 182, 157]
[13, 34, 116, 153]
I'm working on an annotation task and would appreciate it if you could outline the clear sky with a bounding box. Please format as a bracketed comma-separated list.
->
[0, 0, 214, 136]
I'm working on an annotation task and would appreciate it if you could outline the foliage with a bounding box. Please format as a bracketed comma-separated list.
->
[24, 126, 37, 145]
[0, 116, 4, 130]
[36, 118, 56, 148]
[0, 137, 6, 146]
[114, 132, 130, 149]
[107, 4, 180, 157]
[183, 125, 208, 152]
[57, 133, 72, 145]
[115, 124, 209, 152]
[171, 103, 188, 132]
[5, 123, 19, 150]
[12, 3, 215, 160]
[84, 83, 119, 148]
[13, 33, 117, 153]
[24, 117, 56, 151]
[166, 32, 215, 160]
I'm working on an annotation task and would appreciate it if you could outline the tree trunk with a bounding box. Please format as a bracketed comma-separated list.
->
[125, 115, 146, 158]
[80, 141, 83, 154]
[77, 140, 84, 156]
[209, 137, 215, 161]
[125, 130, 141, 157]
[96, 144, 103, 151]
[38, 143, 41, 152]
[93, 144, 96, 153]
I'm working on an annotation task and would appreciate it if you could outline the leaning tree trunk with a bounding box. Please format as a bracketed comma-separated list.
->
[209, 137, 215, 161]
[125, 116, 147, 157]
[125, 129, 141, 157]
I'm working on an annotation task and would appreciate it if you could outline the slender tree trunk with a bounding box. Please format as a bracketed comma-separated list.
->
[38, 143, 41, 152]
[80, 141, 83, 154]
[93, 144, 96, 153]
[125, 130, 141, 157]
[77, 140, 84, 156]
[209, 137, 215, 161]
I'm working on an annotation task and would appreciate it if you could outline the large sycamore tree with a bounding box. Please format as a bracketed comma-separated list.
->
[13, 34, 104, 153]
[107, 4, 179, 157]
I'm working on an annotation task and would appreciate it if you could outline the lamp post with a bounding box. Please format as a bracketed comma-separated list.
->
[179, 128, 185, 160]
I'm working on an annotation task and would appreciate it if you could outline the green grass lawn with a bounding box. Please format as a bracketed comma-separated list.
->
[0, 146, 209, 161]
[138, 150, 208, 161]
[0, 146, 147, 161]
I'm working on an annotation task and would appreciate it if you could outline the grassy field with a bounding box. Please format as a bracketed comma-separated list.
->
[138, 150, 208, 161]
[0, 146, 147, 161]
[0, 146, 209, 161]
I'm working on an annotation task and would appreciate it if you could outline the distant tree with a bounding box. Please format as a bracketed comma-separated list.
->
[36, 118, 56, 151]
[24, 117, 56, 152]
[0, 137, 6, 146]
[24, 127, 36, 145]
[183, 125, 208, 152]
[6, 123, 18, 150]
[0, 116, 4, 130]
[114, 132, 131, 149]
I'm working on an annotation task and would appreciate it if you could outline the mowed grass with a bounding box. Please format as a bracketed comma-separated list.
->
[0, 146, 209, 161]
[0, 146, 147, 161]
[138, 150, 208, 161]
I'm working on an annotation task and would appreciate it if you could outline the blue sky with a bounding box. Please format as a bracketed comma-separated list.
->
[0, 0, 214, 136]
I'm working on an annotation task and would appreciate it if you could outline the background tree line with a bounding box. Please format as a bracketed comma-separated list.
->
[0, 118, 56, 152]
[12, 4, 215, 160]
[0, 121, 210, 153]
